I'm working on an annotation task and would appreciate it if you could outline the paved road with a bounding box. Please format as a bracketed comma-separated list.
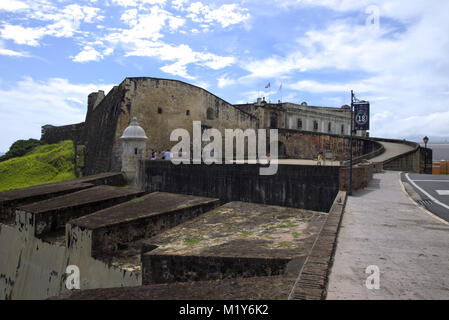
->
[402, 173, 449, 223]
[326, 171, 449, 300]
[369, 141, 415, 163]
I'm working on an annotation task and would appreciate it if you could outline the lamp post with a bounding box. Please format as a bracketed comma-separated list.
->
[423, 136, 429, 174]
[349, 90, 354, 196]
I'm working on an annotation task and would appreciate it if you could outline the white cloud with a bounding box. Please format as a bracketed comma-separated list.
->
[0, 40, 30, 56]
[0, 3, 103, 46]
[172, 0, 188, 11]
[184, 2, 250, 28]
[0, 48, 29, 57]
[71, 46, 103, 63]
[111, 0, 167, 7]
[0, 77, 114, 151]
[124, 40, 235, 78]
[0, 0, 28, 11]
[217, 75, 236, 88]
[239, 2, 449, 138]
[161, 61, 195, 79]
[0, 25, 46, 46]
[286, 80, 371, 94]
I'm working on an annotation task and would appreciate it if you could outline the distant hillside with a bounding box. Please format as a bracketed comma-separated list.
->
[0, 140, 77, 192]
[0, 139, 44, 162]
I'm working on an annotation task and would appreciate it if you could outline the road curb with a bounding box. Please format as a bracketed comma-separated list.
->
[398, 172, 449, 225]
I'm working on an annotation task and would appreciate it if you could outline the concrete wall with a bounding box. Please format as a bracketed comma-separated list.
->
[40, 77, 384, 175]
[111, 78, 259, 171]
[278, 129, 382, 160]
[83, 85, 126, 175]
[41, 123, 85, 145]
[371, 138, 430, 173]
[0, 223, 140, 300]
[139, 160, 340, 212]
[339, 163, 374, 192]
[55, 77, 259, 175]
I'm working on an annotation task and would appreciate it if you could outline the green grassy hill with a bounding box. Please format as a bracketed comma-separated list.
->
[0, 140, 77, 192]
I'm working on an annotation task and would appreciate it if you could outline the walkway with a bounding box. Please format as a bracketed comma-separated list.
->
[326, 171, 449, 299]
[369, 141, 415, 163]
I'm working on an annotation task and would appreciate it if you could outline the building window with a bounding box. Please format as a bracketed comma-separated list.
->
[341, 124, 345, 135]
[270, 112, 278, 128]
[313, 120, 318, 131]
[186, 110, 190, 116]
[206, 107, 215, 120]
[157, 107, 162, 114]
[297, 118, 302, 129]
[328, 122, 332, 133]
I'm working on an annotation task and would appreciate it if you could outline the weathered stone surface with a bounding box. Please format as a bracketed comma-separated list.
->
[68, 192, 220, 258]
[78, 77, 259, 175]
[289, 191, 347, 300]
[140, 161, 341, 212]
[0, 183, 94, 224]
[16, 185, 144, 237]
[142, 201, 327, 284]
[51, 274, 298, 300]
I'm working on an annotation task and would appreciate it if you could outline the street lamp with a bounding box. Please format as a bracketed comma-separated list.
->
[423, 136, 429, 174]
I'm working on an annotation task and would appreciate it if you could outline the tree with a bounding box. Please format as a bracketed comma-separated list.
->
[0, 139, 45, 162]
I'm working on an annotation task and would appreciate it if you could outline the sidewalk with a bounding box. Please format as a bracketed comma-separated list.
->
[326, 171, 449, 299]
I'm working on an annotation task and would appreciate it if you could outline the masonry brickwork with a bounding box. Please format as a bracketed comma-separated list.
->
[41, 77, 377, 175]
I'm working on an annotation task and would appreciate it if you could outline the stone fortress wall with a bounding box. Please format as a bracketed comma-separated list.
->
[41, 76, 375, 175]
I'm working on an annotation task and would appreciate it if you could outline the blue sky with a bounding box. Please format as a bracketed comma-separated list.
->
[0, 0, 448, 151]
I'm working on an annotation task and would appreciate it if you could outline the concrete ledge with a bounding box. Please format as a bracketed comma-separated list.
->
[50, 274, 298, 300]
[0, 183, 94, 224]
[0, 172, 126, 225]
[142, 255, 291, 285]
[141, 201, 327, 285]
[289, 190, 347, 300]
[68, 172, 126, 187]
[67, 192, 220, 258]
[16, 185, 144, 237]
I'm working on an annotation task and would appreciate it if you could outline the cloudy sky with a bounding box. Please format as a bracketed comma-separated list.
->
[0, 0, 448, 151]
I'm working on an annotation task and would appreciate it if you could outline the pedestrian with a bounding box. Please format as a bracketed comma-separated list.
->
[317, 153, 322, 166]
[164, 150, 171, 161]
[266, 152, 271, 164]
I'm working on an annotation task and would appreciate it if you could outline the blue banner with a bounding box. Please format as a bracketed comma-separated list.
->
[354, 102, 370, 130]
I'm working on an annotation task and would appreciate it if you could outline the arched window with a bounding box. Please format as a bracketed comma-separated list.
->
[341, 124, 345, 135]
[297, 118, 302, 129]
[206, 108, 215, 120]
[328, 122, 332, 133]
[313, 120, 318, 131]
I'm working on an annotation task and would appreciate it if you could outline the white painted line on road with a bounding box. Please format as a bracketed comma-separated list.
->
[406, 173, 449, 211]
[399, 173, 449, 226]
[436, 190, 449, 195]
[412, 180, 449, 182]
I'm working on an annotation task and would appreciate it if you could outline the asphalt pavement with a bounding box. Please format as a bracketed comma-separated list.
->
[402, 173, 449, 223]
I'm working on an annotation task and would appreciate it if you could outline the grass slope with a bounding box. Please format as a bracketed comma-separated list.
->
[0, 140, 76, 192]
